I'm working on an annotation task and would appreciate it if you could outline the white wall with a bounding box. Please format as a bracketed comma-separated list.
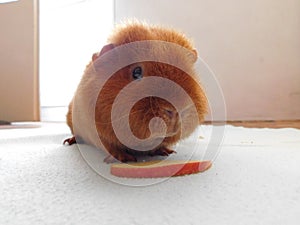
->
[0, 0, 39, 121]
[115, 0, 300, 121]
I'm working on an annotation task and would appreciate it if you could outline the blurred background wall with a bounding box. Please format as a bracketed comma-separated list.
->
[0, 0, 39, 121]
[115, 0, 300, 121]
[0, 0, 299, 121]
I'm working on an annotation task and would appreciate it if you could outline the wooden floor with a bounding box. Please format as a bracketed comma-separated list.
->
[205, 120, 300, 129]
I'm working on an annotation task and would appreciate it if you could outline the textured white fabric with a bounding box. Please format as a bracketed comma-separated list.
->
[0, 123, 299, 225]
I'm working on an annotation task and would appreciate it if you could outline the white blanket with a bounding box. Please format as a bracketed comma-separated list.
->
[0, 123, 299, 225]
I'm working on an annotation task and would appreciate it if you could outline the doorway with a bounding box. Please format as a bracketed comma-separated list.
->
[39, 0, 114, 121]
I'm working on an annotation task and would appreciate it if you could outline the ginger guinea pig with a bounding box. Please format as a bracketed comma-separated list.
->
[64, 22, 208, 163]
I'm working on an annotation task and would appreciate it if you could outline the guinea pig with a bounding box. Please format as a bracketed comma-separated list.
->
[64, 21, 208, 163]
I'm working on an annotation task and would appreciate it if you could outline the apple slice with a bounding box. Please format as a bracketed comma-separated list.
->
[111, 160, 212, 178]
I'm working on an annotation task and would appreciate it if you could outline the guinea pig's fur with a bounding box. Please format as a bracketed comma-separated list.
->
[65, 21, 208, 163]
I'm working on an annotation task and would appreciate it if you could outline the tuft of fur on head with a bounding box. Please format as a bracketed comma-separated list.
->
[109, 20, 196, 53]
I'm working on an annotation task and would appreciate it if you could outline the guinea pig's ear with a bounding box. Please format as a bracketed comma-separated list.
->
[92, 43, 115, 62]
[190, 49, 198, 63]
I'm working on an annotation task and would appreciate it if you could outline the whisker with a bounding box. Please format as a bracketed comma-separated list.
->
[180, 103, 195, 115]
[95, 109, 145, 125]
[149, 96, 157, 117]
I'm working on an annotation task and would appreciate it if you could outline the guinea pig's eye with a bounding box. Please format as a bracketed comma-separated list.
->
[132, 66, 143, 80]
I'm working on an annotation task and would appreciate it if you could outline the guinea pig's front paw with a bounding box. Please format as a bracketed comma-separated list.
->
[104, 151, 137, 163]
[63, 136, 77, 145]
[148, 147, 177, 157]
